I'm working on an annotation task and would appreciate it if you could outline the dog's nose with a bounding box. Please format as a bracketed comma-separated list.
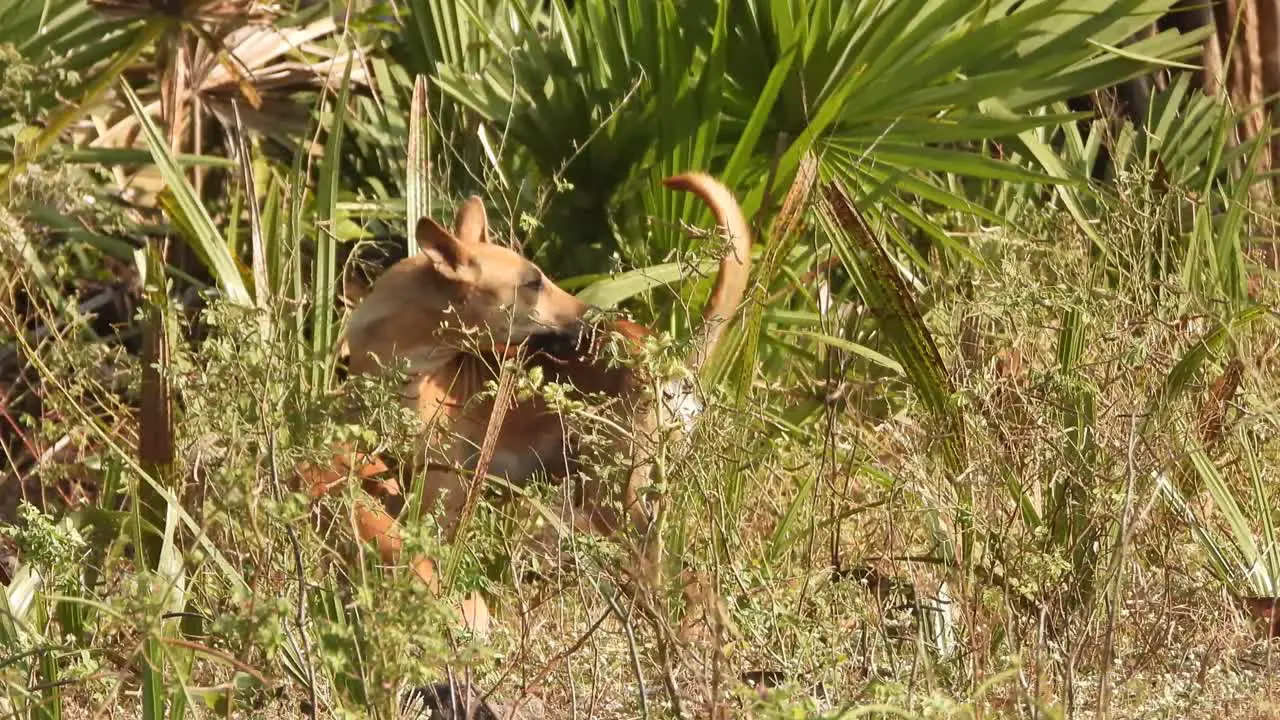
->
[546, 332, 582, 358]
[527, 320, 588, 359]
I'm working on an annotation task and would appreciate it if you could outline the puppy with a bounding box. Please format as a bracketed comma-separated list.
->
[304, 173, 751, 629]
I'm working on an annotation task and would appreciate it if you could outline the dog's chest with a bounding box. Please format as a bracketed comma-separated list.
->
[408, 370, 572, 482]
[459, 403, 572, 482]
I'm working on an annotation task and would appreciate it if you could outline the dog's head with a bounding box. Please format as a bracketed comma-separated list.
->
[356, 195, 592, 358]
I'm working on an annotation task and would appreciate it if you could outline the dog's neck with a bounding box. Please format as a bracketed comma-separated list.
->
[345, 307, 508, 428]
[346, 296, 489, 377]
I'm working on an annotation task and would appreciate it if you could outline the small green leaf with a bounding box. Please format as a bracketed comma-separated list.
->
[780, 328, 904, 375]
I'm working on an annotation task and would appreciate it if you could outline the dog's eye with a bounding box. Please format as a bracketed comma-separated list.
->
[522, 272, 544, 291]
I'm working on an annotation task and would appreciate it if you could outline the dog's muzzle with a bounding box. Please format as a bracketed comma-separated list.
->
[528, 306, 609, 360]
[527, 318, 591, 359]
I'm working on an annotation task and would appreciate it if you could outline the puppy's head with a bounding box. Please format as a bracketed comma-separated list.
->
[409, 196, 591, 354]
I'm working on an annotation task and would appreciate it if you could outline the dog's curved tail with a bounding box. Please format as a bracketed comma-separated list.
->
[661, 173, 753, 376]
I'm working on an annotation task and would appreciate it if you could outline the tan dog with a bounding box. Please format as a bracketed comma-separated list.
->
[303, 173, 751, 630]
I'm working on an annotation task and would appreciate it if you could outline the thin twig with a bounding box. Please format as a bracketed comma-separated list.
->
[1097, 411, 1142, 719]
[157, 637, 271, 687]
[605, 592, 649, 719]
[447, 355, 517, 586]
[286, 526, 318, 720]
[505, 608, 612, 720]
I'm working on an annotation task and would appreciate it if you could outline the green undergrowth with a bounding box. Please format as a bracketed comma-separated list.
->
[4, 174, 1280, 718]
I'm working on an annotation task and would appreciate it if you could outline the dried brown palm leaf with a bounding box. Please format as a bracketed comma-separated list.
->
[88, 0, 274, 26]
[1196, 357, 1243, 447]
[87, 17, 367, 202]
[94, 19, 364, 146]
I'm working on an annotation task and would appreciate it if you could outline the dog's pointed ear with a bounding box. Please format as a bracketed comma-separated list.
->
[453, 196, 489, 244]
[415, 217, 471, 273]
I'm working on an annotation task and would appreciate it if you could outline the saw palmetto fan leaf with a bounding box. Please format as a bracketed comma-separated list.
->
[425, 0, 1210, 324]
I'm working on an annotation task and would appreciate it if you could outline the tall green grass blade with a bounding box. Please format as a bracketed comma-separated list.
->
[230, 103, 271, 318]
[279, 633, 312, 696]
[60, 148, 238, 168]
[1053, 304, 1099, 602]
[781, 328, 904, 376]
[311, 59, 355, 397]
[140, 499, 187, 720]
[400, 73, 434, 526]
[817, 182, 966, 472]
[1085, 37, 1200, 70]
[723, 151, 817, 402]
[141, 635, 165, 720]
[761, 60, 860, 214]
[1215, 119, 1266, 306]
[156, 500, 187, 618]
[1, 566, 37, 716]
[1182, 204, 1215, 296]
[575, 259, 718, 308]
[1156, 471, 1239, 588]
[260, 175, 284, 302]
[1244, 437, 1280, 591]
[1185, 438, 1276, 596]
[35, 636, 61, 720]
[312, 583, 369, 707]
[768, 471, 817, 565]
[1, 565, 38, 642]
[133, 240, 177, 570]
[286, 136, 310, 370]
[721, 44, 797, 186]
[984, 98, 1101, 249]
[121, 81, 250, 306]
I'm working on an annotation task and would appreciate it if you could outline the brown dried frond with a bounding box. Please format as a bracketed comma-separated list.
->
[89, 0, 275, 25]
[1196, 357, 1243, 447]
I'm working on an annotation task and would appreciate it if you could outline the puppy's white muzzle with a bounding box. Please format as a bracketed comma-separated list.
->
[661, 377, 703, 433]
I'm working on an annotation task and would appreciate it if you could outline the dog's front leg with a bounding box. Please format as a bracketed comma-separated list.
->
[302, 451, 489, 634]
[624, 403, 664, 586]
[565, 399, 664, 585]
[415, 464, 493, 634]
[419, 465, 475, 541]
[300, 449, 435, 583]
